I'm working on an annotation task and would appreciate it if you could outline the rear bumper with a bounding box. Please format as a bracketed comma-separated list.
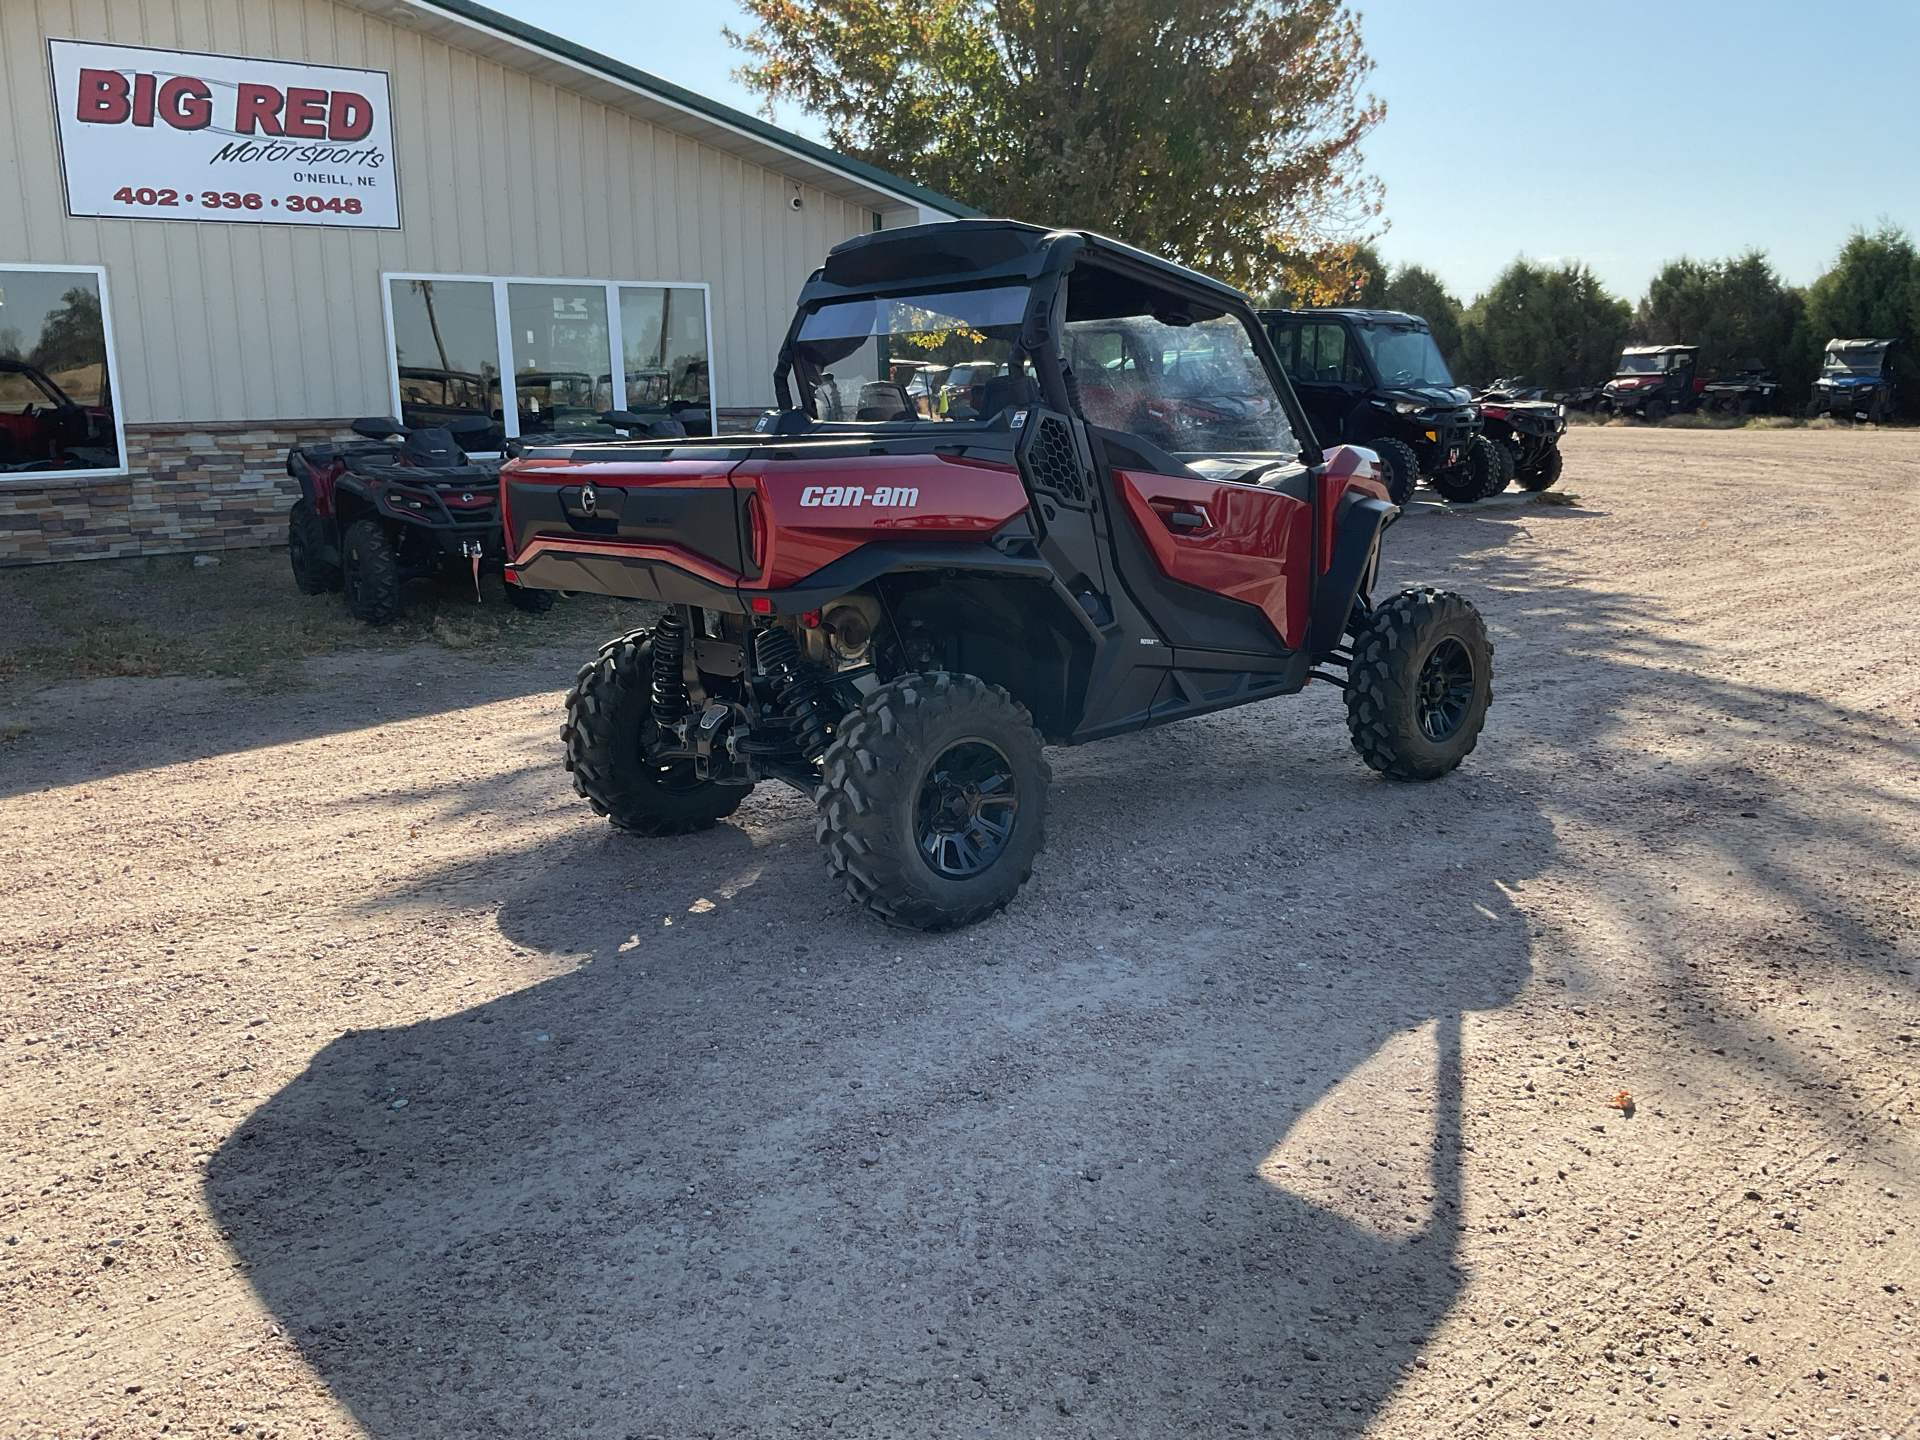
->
[507, 535, 1055, 614]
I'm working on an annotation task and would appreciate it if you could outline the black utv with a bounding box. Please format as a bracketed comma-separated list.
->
[1258, 308, 1506, 505]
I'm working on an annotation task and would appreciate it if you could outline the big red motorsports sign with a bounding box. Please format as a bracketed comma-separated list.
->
[48, 39, 399, 229]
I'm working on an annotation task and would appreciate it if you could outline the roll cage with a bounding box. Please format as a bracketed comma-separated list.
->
[770, 220, 1325, 465]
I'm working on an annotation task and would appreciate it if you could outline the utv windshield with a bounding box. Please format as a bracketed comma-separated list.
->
[793, 285, 1035, 422]
[1616, 353, 1675, 374]
[1824, 348, 1885, 376]
[1356, 323, 1454, 389]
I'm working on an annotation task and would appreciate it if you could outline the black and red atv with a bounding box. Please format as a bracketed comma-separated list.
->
[285, 415, 558, 625]
[1472, 377, 1568, 492]
[502, 221, 1495, 930]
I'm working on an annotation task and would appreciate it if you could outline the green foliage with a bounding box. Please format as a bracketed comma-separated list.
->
[28, 287, 105, 374]
[729, 0, 1384, 292]
[1635, 251, 1813, 402]
[1804, 225, 1919, 416]
[1456, 260, 1632, 392]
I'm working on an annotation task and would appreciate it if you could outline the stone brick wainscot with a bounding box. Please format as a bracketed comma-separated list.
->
[0, 410, 769, 567]
[0, 420, 354, 568]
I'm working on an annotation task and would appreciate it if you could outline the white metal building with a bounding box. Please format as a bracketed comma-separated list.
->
[0, 0, 971, 564]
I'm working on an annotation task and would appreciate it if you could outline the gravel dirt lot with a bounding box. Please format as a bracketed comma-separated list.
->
[3, 426, 1918, 1440]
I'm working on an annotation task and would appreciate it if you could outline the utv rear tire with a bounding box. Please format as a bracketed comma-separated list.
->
[1430, 436, 1496, 504]
[1370, 437, 1419, 506]
[506, 581, 557, 614]
[1345, 588, 1493, 781]
[562, 628, 749, 836]
[815, 672, 1049, 931]
[1517, 444, 1564, 491]
[288, 500, 341, 594]
[341, 518, 403, 625]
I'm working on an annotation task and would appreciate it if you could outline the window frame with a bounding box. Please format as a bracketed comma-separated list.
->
[0, 261, 129, 489]
[380, 272, 717, 447]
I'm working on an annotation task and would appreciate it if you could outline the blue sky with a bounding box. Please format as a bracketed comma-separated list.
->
[494, 0, 1919, 303]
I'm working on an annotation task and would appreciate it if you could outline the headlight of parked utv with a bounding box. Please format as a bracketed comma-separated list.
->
[1394, 401, 1422, 415]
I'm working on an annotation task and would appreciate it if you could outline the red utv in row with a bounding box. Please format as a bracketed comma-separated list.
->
[500, 221, 1496, 930]
[0, 358, 119, 473]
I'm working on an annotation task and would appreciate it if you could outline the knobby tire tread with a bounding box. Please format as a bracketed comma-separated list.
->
[814, 672, 1049, 931]
[561, 627, 747, 836]
[1344, 587, 1493, 781]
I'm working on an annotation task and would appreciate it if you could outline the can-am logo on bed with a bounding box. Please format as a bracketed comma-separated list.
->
[48, 39, 400, 230]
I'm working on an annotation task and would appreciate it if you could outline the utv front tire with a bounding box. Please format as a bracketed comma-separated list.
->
[1370, 437, 1419, 506]
[1482, 436, 1514, 498]
[816, 672, 1049, 931]
[288, 500, 341, 594]
[341, 518, 403, 625]
[1345, 588, 1493, 781]
[562, 628, 749, 835]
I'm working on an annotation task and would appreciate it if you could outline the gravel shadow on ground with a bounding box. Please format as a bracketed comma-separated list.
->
[208, 722, 1549, 1437]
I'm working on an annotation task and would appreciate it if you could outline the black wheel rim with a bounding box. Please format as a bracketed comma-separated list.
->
[915, 740, 1019, 878]
[1416, 638, 1476, 742]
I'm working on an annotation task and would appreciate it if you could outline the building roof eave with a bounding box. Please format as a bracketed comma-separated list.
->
[371, 0, 982, 220]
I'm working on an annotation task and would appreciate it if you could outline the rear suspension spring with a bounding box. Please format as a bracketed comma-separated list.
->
[650, 612, 691, 729]
[753, 625, 831, 758]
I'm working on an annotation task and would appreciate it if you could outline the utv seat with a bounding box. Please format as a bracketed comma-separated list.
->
[976, 374, 1037, 420]
[855, 382, 915, 421]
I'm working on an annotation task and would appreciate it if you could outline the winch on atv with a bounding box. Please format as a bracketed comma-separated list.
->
[504, 221, 1495, 930]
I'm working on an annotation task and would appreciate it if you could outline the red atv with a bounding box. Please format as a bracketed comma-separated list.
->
[285, 415, 558, 624]
[503, 221, 1494, 930]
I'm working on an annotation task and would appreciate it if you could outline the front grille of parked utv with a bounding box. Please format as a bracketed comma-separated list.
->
[1022, 413, 1086, 504]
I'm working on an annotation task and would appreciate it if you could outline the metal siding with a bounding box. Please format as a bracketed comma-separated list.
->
[0, 0, 871, 421]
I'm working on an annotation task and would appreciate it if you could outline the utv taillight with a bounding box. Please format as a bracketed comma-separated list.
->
[747, 492, 767, 571]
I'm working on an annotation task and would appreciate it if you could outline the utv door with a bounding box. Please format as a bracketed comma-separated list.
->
[1269, 319, 1364, 446]
[1101, 448, 1311, 654]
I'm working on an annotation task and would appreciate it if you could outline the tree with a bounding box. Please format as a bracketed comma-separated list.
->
[730, 0, 1384, 291]
[29, 286, 106, 375]
[1457, 260, 1631, 391]
[1635, 251, 1811, 397]
[1804, 224, 1919, 343]
[1801, 224, 1919, 416]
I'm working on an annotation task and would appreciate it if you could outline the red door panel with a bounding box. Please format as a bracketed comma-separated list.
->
[1113, 469, 1311, 648]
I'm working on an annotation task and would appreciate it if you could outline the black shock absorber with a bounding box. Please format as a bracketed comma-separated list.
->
[650, 612, 691, 730]
[753, 624, 831, 759]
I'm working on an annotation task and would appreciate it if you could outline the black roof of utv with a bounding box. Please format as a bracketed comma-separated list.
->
[1259, 308, 1435, 330]
[794, 219, 1254, 322]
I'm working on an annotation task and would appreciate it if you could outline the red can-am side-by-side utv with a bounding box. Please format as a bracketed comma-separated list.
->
[500, 221, 1495, 931]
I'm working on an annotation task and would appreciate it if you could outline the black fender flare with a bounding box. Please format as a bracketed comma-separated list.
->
[1310, 492, 1395, 660]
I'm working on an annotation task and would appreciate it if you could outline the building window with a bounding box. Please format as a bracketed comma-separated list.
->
[383, 274, 715, 444]
[618, 286, 710, 419]
[0, 264, 125, 482]
[387, 278, 503, 445]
